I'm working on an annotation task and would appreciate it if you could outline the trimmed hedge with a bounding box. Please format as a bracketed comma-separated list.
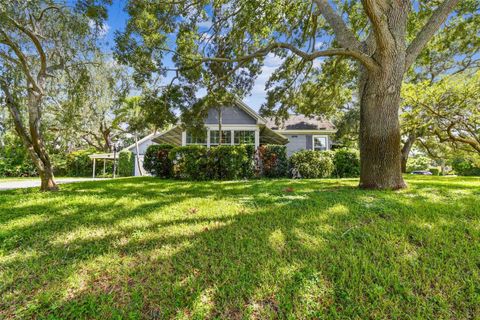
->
[169, 145, 209, 180]
[119, 151, 135, 177]
[333, 149, 360, 178]
[144, 144, 175, 178]
[289, 150, 334, 178]
[258, 144, 288, 178]
[168, 145, 254, 180]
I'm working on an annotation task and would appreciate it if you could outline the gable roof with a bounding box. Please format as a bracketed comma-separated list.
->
[265, 115, 336, 131]
[233, 98, 267, 124]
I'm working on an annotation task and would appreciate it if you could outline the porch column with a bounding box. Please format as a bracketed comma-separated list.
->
[92, 158, 96, 179]
[254, 129, 260, 149]
[206, 128, 211, 148]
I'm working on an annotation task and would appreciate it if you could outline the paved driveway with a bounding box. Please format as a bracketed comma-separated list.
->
[0, 178, 103, 191]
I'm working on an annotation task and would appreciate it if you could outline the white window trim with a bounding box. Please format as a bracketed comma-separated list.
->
[183, 126, 259, 147]
[312, 135, 329, 151]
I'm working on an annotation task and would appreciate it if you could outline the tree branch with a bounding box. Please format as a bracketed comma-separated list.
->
[197, 42, 378, 71]
[6, 16, 48, 83]
[361, 0, 394, 53]
[405, 0, 461, 69]
[0, 29, 40, 92]
[312, 0, 362, 51]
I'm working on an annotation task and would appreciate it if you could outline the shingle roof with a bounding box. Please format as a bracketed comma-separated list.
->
[265, 115, 336, 131]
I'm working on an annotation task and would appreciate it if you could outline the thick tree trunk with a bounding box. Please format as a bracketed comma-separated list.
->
[359, 69, 406, 190]
[401, 133, 416, 173]
[356, 1, 411, 190]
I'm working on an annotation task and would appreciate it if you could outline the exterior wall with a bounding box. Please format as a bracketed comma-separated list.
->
[282, 133, 333, 156]
[283, 134, 308, 156]
[134, 155, 145, 176]
[129, 138, 157, 155]
[205, 105, 257, 125]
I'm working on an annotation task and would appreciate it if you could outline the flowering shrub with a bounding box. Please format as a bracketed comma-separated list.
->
[257, 144, 288, 178]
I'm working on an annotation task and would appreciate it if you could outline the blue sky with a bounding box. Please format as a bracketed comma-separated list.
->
[100, 1, 278, 111]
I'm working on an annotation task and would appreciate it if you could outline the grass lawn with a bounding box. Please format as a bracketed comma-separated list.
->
[1, 176, 479, 319]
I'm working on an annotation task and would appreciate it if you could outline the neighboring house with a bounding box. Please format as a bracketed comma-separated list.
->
[124, 99, 336, 176]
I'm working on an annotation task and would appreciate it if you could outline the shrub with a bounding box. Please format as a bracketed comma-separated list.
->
[0, 132, 37, 177]
[258, 144, 288, 178]
[66, 149, 96, 177]
[333, 149, 360, 178]
[169, 145, 209, 180]
[207, 145, 253, 180]
[144, 144, 175, 178]
[428, 167, 440, 176]
[406, 156, 431, 173]
[168, 145, 254, 180]
[118, 151, 135, 176]
[451, 157, 480, 176]
[289, 150, 334, 178]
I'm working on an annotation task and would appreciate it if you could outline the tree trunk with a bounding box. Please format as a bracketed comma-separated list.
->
[39, 166, 58, 191]
[359, 69, 406, 189]
[135, 133, 144, 176]
[1, 82, 58, 191]
[401, 133, 416, 173]
[356, 2, 411, 190]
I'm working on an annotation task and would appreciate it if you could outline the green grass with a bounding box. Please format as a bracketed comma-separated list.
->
[1, 176, 479, 319]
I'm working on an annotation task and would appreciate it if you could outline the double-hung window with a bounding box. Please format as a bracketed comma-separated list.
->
[210, 130, 232, 145]
[186, 130, 207, 145]
[234, 130, 255, 145]
[313, 135, 328, 151]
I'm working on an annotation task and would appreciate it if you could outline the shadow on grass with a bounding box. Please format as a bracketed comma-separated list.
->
[0, 177, 479, 319]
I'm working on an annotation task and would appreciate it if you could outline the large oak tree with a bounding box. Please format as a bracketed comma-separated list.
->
[117, 0, 475, 189]
[0, 0, 109, 191]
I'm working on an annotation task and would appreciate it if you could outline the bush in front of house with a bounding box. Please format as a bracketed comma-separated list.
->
[258, 144, 288, 178]
[208, 145, 254, 180]
[289, 150, 334, 178]
[118, 151, 135, 176]
[168, 145, 255, 180]
[144, 144, 175, 178]
[169, 145, 209, 180]
[333, 148, 360, 178]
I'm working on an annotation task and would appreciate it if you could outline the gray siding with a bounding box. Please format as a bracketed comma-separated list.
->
[205, 105, 256, 125]
[284, 134, 333, 156]
[284, 134, 308, 156]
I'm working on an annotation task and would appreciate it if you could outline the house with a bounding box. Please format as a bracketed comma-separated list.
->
[124, 99, 336, 176]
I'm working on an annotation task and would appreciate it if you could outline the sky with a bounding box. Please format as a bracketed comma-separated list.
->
[101, 1, 282, 111]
